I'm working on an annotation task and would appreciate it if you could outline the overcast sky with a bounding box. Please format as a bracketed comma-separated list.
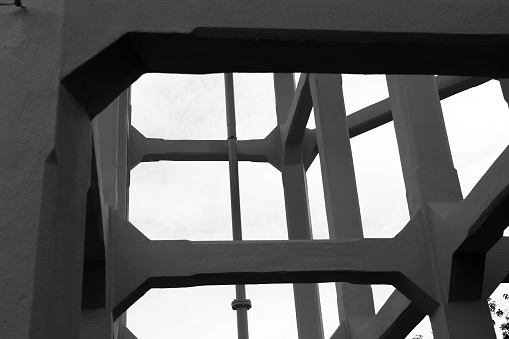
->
[126, 73, 509, 339]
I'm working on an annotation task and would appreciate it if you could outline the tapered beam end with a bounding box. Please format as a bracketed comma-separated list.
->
[128, 126, 147, 170]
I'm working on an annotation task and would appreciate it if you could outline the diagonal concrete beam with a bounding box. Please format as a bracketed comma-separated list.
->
[347, 76, 489, 138]
[440, 144, 509, 302]
[357, 291, 425, 339]
[448, 143, 509, 255]
[128, 126, 280, 170]
[329, 290, 425, 339]
[298, 76, 489, 170]
[301, 128, 318, 170]
[280, 74, 313, 145]
[111, 213, 421, 319]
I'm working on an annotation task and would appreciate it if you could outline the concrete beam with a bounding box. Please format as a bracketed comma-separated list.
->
[274, 73, 324, 339]
[346, 76, 489, 138]
[437, 145, 509, 302]
[330, 320, 360, 339]
[483, 237, 509, 298]
[329, 290, 425, 339]
[126, 75, 487, 175]
[281, 74, 313, 145]
[85, 92, 132, 339]
[500, 79, 509, 106]
[298, 76, 489, 171]
[357, 291, 425, 339]
[128, 127, 280, 170]
[61, 1, 509, 115]
[310, 73, 365, 240]
[117, 324, 139, 339]
[111, 214, 420, 319]
[387, 75, 463, 216]
[80, 309, 112, 339]
[430, 301, 497, 339]
[448, 143, 509, 255]
[310, 73, 375, 331]
[81, 148, 107, 311]
[301, 129, 318, 170]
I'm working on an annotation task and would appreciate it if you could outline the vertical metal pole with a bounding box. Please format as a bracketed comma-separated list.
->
[224, 73, 251, 339]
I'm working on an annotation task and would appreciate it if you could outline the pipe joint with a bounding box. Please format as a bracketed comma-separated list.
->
[231, 299, 252, 311]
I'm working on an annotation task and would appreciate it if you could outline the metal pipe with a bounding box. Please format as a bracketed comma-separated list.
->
[224, 73, 251, 339]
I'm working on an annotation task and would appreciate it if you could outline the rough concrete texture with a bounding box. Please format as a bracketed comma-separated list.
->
[1, 2, 91, 338]
[2, 1, 509, 339]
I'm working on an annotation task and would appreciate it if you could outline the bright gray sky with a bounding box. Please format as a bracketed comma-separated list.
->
[127, 73, 509, 339]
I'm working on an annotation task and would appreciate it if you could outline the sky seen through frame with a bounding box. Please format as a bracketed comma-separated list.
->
[126, 73, 509, 339]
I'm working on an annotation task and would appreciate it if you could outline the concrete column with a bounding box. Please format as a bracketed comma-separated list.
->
[116, 90, 131, 220]
[81, 99, 118, 339]
[80, 90, 133, 339]
[386, 75, 463, 217]
[386, 75, 495, 339]
[274, 74, 325, 339]
[0, 2, 92, 338]
[81, 309, 112, 339]
[310, 73, 375, 332]
[113, 90, 131, 339]
[430, 301, 497, 339]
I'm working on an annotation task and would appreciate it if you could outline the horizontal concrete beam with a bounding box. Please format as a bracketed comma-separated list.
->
[129, 126, 280, 170]
[111, 213, 432, 318]
[63, 0, 505, 115]
[128, 76, 488, 175]
[64, 1, 509, 76]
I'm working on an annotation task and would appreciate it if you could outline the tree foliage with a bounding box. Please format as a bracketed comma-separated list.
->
[412, 294, 509, 339]
[488, 293, 509, 339]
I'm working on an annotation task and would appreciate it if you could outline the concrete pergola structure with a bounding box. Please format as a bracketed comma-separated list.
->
[2, 1, 509, 338]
